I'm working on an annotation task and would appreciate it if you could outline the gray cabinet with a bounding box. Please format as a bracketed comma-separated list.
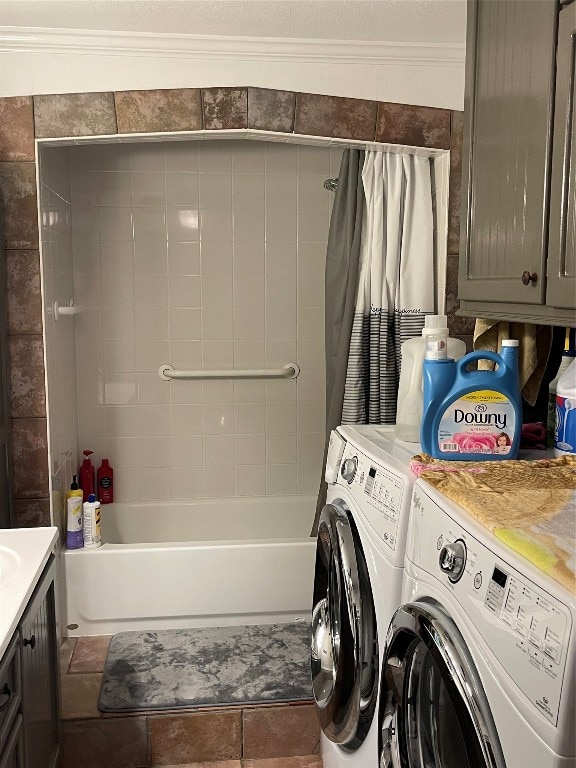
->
[547, 1, 576, 309]
[0, 557, 60, 768]
[459, 0, 576, 326]
[19, 557, 59, 768]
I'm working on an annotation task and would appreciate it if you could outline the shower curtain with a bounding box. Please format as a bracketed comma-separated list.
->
[313, 149, 437, 533]
[342, 150, 436, 424]
[313, 149, 366, 531]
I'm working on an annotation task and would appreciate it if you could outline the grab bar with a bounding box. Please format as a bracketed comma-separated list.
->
[158, 363, 300, 381]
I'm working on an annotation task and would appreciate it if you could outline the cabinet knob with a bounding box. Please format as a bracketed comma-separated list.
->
[521, 270, 538, 286]
[23, 634, 36, 649]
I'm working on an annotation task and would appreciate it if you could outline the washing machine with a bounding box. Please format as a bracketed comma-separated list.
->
[378, 478, 576, 768]
[311, 425, 419, 768]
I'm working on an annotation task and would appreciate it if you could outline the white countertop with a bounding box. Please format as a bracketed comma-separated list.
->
[0, 527, 58, 658]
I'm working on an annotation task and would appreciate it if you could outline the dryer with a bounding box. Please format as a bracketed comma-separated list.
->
[311, 425, 419, 768]
[378, 479, 575, 768]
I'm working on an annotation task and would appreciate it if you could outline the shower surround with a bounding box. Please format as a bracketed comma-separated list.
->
[0, 86, 472, 528]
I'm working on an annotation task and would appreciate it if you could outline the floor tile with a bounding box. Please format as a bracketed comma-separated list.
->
[59, 638, 76, 673]
[150, 710, 242, 765]
[61, 717, 147, 768]
[243, 758, 323, 768]
[243, 705, 321, 759]
[69, 635, 112, 673]
[61, 673, 103, 719]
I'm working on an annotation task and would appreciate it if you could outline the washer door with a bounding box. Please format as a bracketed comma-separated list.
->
[311, 502, 378, 751]
[380, 601, 506, 768]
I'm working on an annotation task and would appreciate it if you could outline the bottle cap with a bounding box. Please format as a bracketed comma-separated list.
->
[88, 494, 96, 503]
[501, 339, 519, 347]
[83, 449, 94, 459]
[71, 475, 79, 490]
[422, 314, 448, 335]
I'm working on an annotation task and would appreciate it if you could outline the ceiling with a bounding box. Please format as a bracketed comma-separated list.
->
[0, 0, 466, 44]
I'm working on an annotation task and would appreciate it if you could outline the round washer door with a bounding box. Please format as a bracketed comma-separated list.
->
[311, 501, 378, 751]
[379, 601, 506, 768]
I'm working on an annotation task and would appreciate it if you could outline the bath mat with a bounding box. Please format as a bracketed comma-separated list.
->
[98, 622, 312, 712]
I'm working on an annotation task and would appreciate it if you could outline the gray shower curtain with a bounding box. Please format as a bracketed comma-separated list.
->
[312, 149, 365, 534]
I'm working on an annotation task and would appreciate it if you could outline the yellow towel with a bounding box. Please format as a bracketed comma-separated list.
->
[411, 453, 576, 592]
[473, 320, 553, 406]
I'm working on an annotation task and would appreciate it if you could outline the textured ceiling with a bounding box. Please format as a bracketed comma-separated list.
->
[0, 0, 466, 43]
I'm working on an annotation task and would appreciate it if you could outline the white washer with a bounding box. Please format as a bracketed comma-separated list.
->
[378, 478, 575, 768]
[311, 425, 419, 768]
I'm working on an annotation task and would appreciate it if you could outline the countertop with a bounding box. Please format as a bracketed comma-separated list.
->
[0, 527, 58, 658]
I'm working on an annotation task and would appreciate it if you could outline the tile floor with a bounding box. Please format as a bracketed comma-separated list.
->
[60, 636, 323, 768]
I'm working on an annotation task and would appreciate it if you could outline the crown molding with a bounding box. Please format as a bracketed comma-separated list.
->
[0, 26, 465, 68]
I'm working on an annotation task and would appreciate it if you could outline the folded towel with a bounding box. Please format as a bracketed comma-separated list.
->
[411, 453, 576, 592]
[473, 320, 553, 406]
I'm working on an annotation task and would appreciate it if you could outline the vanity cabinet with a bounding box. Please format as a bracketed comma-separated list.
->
[458, 0, 576, 326]
[0, 557, 59, 768]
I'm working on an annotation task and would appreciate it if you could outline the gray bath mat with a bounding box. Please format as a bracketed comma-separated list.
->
[98, 622, 312, 712]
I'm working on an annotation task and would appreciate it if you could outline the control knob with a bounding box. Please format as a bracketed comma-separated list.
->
[439, 539, 467, 583]
[341, 456, 358, 484]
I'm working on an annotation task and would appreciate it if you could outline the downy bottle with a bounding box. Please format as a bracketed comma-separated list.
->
[421, 339, 521, 460]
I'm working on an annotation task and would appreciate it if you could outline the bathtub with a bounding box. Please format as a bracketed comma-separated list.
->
[63, 495, 317, 637]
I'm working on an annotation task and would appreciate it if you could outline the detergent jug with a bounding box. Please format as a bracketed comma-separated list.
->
[421, 339, 521, 460]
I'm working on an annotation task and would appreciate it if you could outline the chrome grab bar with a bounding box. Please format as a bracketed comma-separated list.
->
[158, 363, 300, 381]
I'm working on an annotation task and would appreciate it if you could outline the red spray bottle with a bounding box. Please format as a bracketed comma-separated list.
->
[79, 450, 95, 502]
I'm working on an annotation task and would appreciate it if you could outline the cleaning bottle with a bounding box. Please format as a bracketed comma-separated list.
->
[396, 314, 466, 443]
[554, 357, 576, 458]
[547, 328, 576, 448]
[65, 476, 84, 550]
[79, 449, 95, 502]
[97, 458, 114, 504]
[83, 494, 102, 549]
[421, 339, 521, 460]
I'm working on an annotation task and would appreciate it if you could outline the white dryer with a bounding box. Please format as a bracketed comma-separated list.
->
[378, 479, 575, 768]
[311, 425, 419, 768]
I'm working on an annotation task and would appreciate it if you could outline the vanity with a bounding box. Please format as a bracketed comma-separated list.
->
[0, 528, 59, 768]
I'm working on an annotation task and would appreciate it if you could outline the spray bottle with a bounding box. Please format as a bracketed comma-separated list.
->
[421, 339, 521, 460]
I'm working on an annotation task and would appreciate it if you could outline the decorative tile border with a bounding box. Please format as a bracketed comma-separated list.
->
[1, 84, 463, 529]
[114, 88, 202, 133]
[0, 96, 35, 161]
[33, 92, 117, 138]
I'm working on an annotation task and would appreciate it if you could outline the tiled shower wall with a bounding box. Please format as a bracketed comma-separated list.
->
[0, 88, 471, 526]
[64, 139, 336, 501]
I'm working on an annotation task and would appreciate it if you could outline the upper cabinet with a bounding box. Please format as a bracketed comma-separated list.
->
[458, 0, 576, 326]
[547, 1, 576, 309]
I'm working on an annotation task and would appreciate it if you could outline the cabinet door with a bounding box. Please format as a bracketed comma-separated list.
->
[19, 558, 60, 768]
[547, 2, 576, 308]
[0, 715, 24, 768]
[459, 0, 557, 304]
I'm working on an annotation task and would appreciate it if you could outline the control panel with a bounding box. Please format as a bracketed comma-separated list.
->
[409, 485, 573, 726]
[330, 440, 407, 553]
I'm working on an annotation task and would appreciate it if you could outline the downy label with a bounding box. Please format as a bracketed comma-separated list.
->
[438, 390, 516, 455]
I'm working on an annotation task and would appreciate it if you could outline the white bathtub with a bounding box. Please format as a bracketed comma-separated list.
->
[63, 495, 317, 637]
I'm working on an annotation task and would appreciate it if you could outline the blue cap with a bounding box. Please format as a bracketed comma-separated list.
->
[88, 494, 96, 503]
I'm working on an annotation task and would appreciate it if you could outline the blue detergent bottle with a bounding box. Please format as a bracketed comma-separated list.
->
[421, 339, 521, 460]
